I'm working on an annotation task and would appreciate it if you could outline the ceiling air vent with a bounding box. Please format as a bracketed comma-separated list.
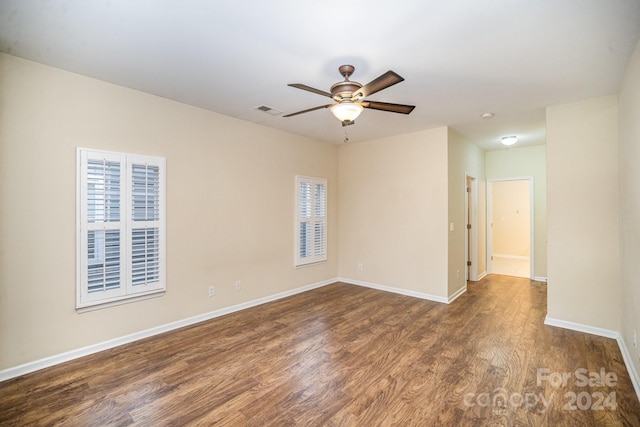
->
[255, 105, 283, 116]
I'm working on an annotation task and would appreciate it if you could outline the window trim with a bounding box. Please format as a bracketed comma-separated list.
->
[294, 175, 327, 267]
[76, 148, 166, 311]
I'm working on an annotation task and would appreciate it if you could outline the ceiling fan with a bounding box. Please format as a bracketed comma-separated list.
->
[284, 65, 415, 126]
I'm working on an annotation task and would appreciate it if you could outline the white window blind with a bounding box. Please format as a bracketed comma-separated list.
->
[295, 176, 327, 266]
[77, 148, 166, 309]
[129, 161, 161, 289]
[86, 158, 122, 295]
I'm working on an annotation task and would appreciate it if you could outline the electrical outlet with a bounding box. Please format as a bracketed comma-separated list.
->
[633, 330, 637, 348]
[357, 263, 363, 271]
[208, 286, 215, 297]
[235, 280, 241, 291]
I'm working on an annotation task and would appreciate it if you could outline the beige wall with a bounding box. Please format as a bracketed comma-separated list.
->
[486, 145, 547, 278]
[618, 39, 640, 380]
[447, 129, 485, 295]
[0, 54, 339, 370]
[337, 128, 449, 298]
[491, 180, 531, 257]
[546, 95, 619, 331]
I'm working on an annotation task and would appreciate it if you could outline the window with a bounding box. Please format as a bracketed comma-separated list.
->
[77, 148, 166, 310]
[295, 176, 327, 266]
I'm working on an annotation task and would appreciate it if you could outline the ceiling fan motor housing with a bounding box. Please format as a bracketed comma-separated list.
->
[330, 81, 362, 102]
[331, 64, 362, 102]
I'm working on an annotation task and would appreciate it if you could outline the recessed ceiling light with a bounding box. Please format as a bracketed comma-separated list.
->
[501, 135, 518, 146]
[481, 112, 494, 119]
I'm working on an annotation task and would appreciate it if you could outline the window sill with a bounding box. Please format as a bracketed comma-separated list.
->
[76, 290, 165, 313]
[295, 259, 328, 269]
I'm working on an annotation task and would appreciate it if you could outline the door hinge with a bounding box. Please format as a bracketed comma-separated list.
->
[466, 187, 471, 193]
[466, 224, 471, 229]
[467, 261, 472, 266]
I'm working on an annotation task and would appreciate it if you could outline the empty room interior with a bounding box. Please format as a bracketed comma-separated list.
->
[2, 1, 640, 425]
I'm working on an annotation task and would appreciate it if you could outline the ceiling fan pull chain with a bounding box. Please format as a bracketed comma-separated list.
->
[344, 128, 349, 143]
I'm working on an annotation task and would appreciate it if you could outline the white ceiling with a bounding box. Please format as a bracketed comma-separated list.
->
[1, 1, 639, 149]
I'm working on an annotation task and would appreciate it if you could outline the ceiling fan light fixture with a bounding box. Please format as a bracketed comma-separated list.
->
[331, 102, 363, 122]
[501, 135, 518, 146]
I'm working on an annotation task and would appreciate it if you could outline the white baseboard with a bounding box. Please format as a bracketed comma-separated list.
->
[617, 336, 640, 404]
[544, 316, 640, 403]
[0, 277, 337, 382]
[492, 254, 530, 260]
[339, 277, 449, 304]
[544, 316, 620, 339]
[473, 271, 545, 282]
[447, 284, 467, 303]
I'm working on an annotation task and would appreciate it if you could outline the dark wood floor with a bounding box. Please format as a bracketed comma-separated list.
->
[1, 275, 639, 426]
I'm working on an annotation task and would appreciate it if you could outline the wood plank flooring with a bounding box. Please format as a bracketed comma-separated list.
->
[1, 275, 639, 426]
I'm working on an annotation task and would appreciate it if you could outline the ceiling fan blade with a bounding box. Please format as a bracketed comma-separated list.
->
[354, 71, 404, 99]
[361, 101, 415, 114]
[288, 83, 333, 98]
[283, 104, 333, 117]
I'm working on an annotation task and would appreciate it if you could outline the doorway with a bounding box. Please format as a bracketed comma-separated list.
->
[488, 178, 534, 279]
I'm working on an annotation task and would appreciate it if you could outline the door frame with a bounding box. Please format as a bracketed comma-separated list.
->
[464, 174, 479, 281]
[487, 176, 535, 279]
